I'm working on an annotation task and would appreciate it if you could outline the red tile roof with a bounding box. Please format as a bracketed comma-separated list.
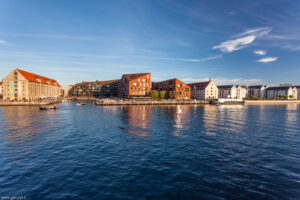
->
[123, 73, 150, 81]
[0, 81, 2, 85]
[16, 69, 61, 87]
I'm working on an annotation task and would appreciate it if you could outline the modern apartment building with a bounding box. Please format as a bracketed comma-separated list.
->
[266, 86, 297, 99]
[152, 78, 191, 100]
[218, 85, 247, 99]
[218, 85, 237, 99]
[118, 73, 151, 98]
[248, 85, 268, 98]
[296, 86, 300, 100]
[69, 80, 120, 98]
[188, 78, 218, 100]
[64, 85, 74, 97]
[2, 69, 61, 101]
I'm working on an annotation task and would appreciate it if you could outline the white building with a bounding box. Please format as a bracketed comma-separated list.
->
[248, 85, 267, 98]
[188, 78, 218, 100]
[218, 85, 237, 99]
[236, 85, 248, 99]
[266, 86, 297, 99]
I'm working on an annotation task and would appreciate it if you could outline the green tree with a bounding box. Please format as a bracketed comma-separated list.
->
[279, 94, 283, 99]
[168, 91, 174, 99]
[289, 95, 294, 99]
[283, 95, 289, 99]
[151, 90, 159, 100]
[250, 95, 257, 100]
[159, 90, 167, 99]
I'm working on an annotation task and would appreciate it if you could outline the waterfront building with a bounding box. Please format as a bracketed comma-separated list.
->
[118, 73, 151, 98]
[2, 69, 61, 101]
[248, 85, 268, 98]
[237, 85, 248, 99]
[152, 78, 191, 100]
[64, 85, 74, 97]
[266, 86, 297, 99]
[218, 85, 237, 99]
[0, 81, 3, 99]
[69, 80, 120, 98]
[188, 78, 218, 100]
[218, 85, 247, 99]
[296, 86, 300, 100]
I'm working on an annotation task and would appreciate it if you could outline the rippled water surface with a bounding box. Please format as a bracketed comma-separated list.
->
[0, 102, 300, 199]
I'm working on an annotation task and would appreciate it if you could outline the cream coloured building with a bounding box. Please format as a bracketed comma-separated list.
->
[188, 78, 218, 100]
[0, 81, 3, 99]
[64, 85, 74, 97]
[2, 69, 62, 101]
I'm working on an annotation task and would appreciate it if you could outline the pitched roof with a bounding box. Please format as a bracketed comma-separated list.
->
[188, 81, 210, 90]
[16, 69, 61, 87]
[266, 86, 293, 90]
[248, 85, 266, 88]
[218, 85, 234, 88]
[73, 79, 119, 87]
[0, 81, 2, 85]
[123, 73, 150, 81]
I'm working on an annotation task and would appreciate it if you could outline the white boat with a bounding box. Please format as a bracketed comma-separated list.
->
[76, 102, 86, 106]
[210, 98, 245, 105]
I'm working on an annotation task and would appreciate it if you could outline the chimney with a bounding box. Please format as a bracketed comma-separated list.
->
[209, 77, 212, 81]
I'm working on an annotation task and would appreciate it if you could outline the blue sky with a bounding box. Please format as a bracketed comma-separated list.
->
[0, 0, 300, 88]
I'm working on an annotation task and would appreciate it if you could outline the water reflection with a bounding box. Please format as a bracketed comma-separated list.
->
[120, 106, 151, 137]
[203, 105, 218, 136]
[170, 105, 192, 137]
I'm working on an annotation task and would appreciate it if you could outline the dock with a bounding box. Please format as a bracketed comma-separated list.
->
[95, 99, 208, 106]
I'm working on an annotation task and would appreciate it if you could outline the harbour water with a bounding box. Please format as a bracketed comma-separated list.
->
[0, 102, 300, 199]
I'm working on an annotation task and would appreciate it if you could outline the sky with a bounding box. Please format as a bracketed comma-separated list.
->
[0, 0, 300, 88]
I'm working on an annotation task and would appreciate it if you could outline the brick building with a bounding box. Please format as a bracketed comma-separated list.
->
[152, 78, 191, 100]
[118, 73, 151, 98]
[2, 69, 61, 101]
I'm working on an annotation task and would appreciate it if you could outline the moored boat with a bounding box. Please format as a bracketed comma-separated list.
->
[40, 105, 59, 110]
[76, 102, 86, 106]
[210, 98, 245, 105]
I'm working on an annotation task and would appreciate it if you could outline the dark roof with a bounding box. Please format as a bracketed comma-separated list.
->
[217, 85, 234, 88]
[123, 73, 150, 81]
[188, 81, 210, 90]
[248, 85, 266, 88]
[266, 86, 293, 90]
[74, 79, 119, 87]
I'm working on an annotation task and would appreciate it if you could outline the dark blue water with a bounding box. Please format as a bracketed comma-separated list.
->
[0, 102, 300, 200]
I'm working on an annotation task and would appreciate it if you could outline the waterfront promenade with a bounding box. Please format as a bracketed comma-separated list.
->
[0, 99, 61, 106]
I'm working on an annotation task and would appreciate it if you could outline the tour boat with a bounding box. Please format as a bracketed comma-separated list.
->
[210, 98, 245, 105]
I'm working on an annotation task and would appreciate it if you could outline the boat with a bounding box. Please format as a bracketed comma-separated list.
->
[210, 98, 245, 105]
[76, 102, 86, 106]
[40, 105, 59, 110]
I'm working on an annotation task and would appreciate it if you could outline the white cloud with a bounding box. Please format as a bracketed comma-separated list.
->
[0, 40, 6, 45]
[213, 35, 256, 53]
[213, 27, 272, 53]
[257, 57, 278, 63]
[254, 50, 267, 55]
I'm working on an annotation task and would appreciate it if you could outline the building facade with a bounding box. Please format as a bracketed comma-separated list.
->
[188, 78, 218, 100]
[237, 85, 248, 99]
[118, 73, 151, 98]
[218, 85, 247, 99]
[0, 81, 3, 99]
[152, 78, 191, 100]
[218, 85, 237, 99]
[296, 86, 300, 100]
[64, 85, 74, 97]
[266, 86, 297, 99]
[2, 69, 61, 101]
[69, 80, 120, 98]
[248, 85, 267, 98]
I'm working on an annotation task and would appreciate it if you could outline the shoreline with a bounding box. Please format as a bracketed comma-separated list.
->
[0, 100, 62, 106]
[245, 100, 300, 104]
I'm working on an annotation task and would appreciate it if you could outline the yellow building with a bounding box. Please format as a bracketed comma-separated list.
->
[2, 69, 62, 101]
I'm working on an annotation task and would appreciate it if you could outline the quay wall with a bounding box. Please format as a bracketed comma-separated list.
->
[0, 100, 61, 106]
[245, 100, 300, 104]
